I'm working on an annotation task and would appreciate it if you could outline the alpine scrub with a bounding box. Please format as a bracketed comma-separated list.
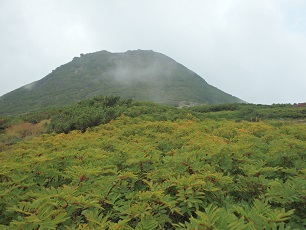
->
[1, 114, 306, 229]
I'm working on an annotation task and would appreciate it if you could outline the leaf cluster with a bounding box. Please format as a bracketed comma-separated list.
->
[1, 115, 306, 228]
[48, 96, 132, 133]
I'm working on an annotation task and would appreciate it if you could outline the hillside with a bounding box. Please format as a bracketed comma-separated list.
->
[0, 98, 305, 229]
[0, 50, 242, 116]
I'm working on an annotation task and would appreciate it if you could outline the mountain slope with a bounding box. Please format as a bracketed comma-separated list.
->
[0, 50, 242, 115]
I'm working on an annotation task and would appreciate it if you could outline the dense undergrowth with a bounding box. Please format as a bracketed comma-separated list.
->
[1, 96, 306, 229]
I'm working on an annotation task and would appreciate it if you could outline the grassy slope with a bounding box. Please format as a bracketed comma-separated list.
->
[0, 50, 241, 116]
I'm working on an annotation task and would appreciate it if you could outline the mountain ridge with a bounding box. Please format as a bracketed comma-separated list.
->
[0, 50, 242, 116]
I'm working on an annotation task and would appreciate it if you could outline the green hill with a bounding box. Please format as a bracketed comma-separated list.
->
[0, 50, 242, 116]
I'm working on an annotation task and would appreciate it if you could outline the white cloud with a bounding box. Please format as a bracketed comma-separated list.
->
[0, 0, 305, 104]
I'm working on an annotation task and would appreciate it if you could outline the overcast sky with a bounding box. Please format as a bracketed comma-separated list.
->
[1, 0, 306, 104]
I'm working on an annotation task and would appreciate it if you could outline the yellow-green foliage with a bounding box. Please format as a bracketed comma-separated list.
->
[0, 120, 48, 152]
[1, 116, 306, 229]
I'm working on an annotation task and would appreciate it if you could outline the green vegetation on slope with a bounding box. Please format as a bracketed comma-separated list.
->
[48, 96, 132, 134]
[0, 50, 241, 116]
[0, 97, 306, 229]
[1, 96, 306, 151]
[186, 103, 306, 121]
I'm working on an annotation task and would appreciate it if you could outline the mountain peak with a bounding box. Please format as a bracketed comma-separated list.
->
[0, 50, 242, 116]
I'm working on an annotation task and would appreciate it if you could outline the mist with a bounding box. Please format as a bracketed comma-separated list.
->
[23, 82, 37, 91]
[108, 52, 176, 85]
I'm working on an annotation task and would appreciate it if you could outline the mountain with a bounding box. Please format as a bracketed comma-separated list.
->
[0, 50, 242, 116]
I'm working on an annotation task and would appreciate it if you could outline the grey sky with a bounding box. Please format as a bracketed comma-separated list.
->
[1, 0, 306, 104]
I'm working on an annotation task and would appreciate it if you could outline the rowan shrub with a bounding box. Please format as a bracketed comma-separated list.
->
[1, 116, 305, 228]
